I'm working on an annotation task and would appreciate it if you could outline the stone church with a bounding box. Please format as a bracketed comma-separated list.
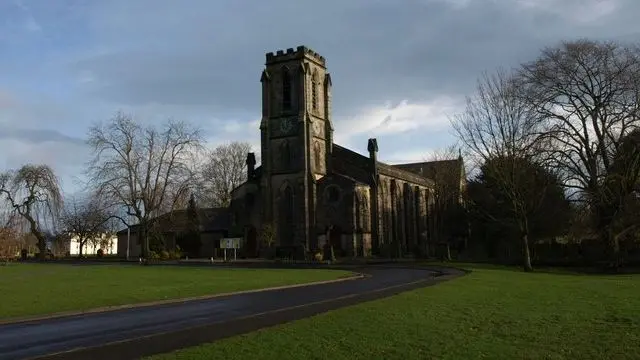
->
[229, 46, 465, 258]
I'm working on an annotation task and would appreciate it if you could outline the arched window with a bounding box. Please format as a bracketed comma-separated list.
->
[282, 67, 292, 111]
[314, 141, 322, 169]
[311, 70, 318, 111]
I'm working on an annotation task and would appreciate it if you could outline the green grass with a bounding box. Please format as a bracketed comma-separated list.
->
[0, 264, 354, 320]
[149, 264, 640, 360]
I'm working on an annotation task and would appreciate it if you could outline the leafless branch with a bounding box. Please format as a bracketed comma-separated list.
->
[198, 141, 255, 207]
[0, 164, 63, 259]
[85, 112, 204, 258]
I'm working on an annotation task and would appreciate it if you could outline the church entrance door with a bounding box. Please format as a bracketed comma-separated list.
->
[329, 225, 343, 256]
[246, 226, 257, 257]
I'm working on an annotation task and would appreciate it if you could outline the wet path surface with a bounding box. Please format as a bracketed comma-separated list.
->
[0, 265, 462, 360]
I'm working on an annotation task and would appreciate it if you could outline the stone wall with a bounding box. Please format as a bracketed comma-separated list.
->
[375, 175, 432, 255]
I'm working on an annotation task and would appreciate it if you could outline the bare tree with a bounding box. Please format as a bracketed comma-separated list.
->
[518, 39, 640, 266]
[59, 195, 113, 257]
[86, 113, 204, 260]
[423, 144, 467, 260]
[199, 141, 255, 207]
[0, 164, 63, 260]
[451, 69, 546, 272]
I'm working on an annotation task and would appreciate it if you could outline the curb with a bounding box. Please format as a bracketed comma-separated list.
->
[0, 272, 367, 326]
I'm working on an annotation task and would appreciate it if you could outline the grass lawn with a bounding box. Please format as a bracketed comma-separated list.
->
[149, 263, 640, 360]
[0, 264, 354, 320]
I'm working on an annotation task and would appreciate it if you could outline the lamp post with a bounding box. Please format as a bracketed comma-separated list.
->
[126, 225, 130, 261]
[120, 205, 134, 261]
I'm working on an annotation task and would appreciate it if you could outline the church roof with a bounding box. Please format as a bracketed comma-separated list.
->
[331, 144, 373, 184]
[331, 144, 435, 187]
[394, 159, 464, 181]
[378, 162, 434, 187]
[393, 158, 464, 191]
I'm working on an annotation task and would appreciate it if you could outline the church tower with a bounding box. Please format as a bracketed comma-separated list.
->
[259, 46, 333, 250]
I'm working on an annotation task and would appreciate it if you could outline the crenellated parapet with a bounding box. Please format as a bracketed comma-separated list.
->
[266, 45, 326, 67]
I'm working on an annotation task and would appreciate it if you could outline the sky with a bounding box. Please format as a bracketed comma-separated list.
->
[1, 0, 639, 197]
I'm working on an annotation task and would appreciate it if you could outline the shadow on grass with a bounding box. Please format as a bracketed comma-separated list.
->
[423, 260, 640, 276]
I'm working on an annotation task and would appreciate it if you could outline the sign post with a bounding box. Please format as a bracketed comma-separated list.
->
[220, 238, 242, 262]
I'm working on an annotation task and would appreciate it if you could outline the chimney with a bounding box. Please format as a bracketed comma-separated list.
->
[367, 138, 379, 178]
[246, 152, 256, 180]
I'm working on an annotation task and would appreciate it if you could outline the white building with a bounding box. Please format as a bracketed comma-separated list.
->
[69, 233, 118, 256]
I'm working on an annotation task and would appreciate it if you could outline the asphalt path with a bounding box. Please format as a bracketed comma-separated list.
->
[0, 265, 463, 360]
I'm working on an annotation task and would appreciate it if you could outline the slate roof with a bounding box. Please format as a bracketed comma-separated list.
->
[393, 159, 464, 183]
[116, 207, 230, 235]
[332, 144, 435, 187]
[331, 144, 372, 184]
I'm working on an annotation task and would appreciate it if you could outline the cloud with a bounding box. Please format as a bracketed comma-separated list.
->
[24, 16, 41, 32]
[380, 148, 437, 164]
[333, 96, 461, 144]
[69, 1, 515, 113]
[2, 0, 640, 195]
[69, 0, 640, 120]
[0, 91, 94, 191]
[515, 0, 621, 24]
[8, 0, 42, 33]
[0, 91, 91, 137]
[0, 138, 90, 190]
[0, 90, 17, 109]
[0, 128, 84, 145]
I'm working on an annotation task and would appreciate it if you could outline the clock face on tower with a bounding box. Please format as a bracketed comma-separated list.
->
[280, 118, 294, 134]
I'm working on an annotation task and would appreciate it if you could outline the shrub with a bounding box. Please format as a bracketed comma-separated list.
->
[323, 243, 335, 262]
[96, 249, 104, 258]
[312, 249, 323, 262]
[260, 224, 276, 248]
[160, 250, 170, 260]
[168, 247, 182, 260]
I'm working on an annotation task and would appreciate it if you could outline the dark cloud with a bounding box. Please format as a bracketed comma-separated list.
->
[0, 128, 85, 145]
[72, 0, 640, 118]
[3, 0, 640, 193]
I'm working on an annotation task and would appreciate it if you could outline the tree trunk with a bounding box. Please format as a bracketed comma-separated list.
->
[608, 228, 621, 271]
[78, 239, 84, 258]
[26, 216, 47, 261]
[612, 236, 621, 269]
[522, 232, 533, 272]
[445, 242, 452, 261]
[139, 224, 149, 263]
[36, 234, 47, 261]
